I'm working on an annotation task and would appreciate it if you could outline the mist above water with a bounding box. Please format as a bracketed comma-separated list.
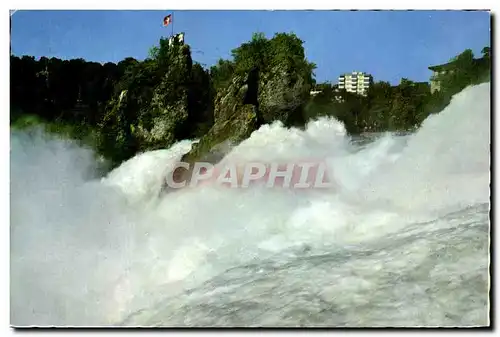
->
[10, 83, 490, 327]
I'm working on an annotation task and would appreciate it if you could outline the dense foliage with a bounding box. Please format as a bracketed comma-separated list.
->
[305, 47, 491, 133]
[10, 32, 491, 169]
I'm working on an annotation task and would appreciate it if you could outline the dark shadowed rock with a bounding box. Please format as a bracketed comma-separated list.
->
[258, 63, 310, 126]
[170, 73, 261, 186]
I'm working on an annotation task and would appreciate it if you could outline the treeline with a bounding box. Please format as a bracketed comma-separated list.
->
[305, 47, 491, 133]
[11, 37, 214, 165]
[10, 34, 491, 168]
[11, 55, 133, 125]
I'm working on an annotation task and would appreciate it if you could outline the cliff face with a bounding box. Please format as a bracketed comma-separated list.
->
[258, 62, 311, 126]
[97, 40, 209, 166]
[182, 73, 260, 163]
[134, 44, 193, 150]
[169, 60, 312, 188]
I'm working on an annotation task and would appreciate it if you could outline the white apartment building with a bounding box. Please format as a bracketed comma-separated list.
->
[338, 71, 373, 96]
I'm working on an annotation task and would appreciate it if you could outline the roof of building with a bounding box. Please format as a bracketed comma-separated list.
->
[339, 71, 372, 77]
[428, 60, 459, 71]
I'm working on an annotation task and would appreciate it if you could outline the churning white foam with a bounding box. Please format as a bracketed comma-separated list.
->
[359, 83, 490, 215]
[10, 83, 490, 326]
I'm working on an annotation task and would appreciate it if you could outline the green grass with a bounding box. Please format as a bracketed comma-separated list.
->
[11, 114, 99, 149]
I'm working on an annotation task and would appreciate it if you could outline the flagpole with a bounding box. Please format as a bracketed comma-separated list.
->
[10, 10, 16, 55]
[9, 15, 12, 55]
[171, 12, 174, 37]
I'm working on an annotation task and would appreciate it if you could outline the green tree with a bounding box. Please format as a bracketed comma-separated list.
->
[231, 32, 269, 74]
[210, 59, 235, 91]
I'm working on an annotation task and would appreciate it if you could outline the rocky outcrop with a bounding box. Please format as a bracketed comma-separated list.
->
[258, 63, 310, 126]
[134, 43, 193, 150]
[168, 62, 312, 188]
[98, 42, 197, 165]
[170, 73, 260, 186]
[100, 34, 313, 180]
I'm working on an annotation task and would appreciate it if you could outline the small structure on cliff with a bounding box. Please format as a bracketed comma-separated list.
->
[168, 32, 185, 47]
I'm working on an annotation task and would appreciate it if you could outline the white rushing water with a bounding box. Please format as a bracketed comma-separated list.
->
[10, 83, 490, 327]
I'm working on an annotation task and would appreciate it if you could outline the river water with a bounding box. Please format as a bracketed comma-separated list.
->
[10, 83, 490, 327]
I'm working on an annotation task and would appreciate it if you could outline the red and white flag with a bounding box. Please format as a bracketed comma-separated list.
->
[163, 14, 172, 26]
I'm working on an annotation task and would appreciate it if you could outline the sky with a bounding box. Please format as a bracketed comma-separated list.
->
[10, 10, 490, 84]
